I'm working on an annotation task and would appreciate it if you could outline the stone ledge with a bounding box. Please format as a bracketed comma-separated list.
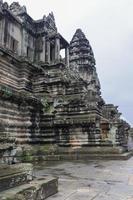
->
[43, 151, 133, 161]
[1, 146, 132, 164]
[6, 151, 132, 163]
[0, 163, 33, 192]
[0, 176, 58, 200]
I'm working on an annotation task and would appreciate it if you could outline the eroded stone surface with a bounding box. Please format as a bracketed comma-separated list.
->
[0, 176, 58, 200]
[34, 158, 133, 200]
[0, 0, 131, 163]
[0, 163, 33, 192]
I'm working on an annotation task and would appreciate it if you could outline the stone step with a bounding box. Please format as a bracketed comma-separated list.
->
[41, 151, 133, 161]
[15, 138, 55, 143]
[0, 176, 58, 200]
[0, 163, 33, 192]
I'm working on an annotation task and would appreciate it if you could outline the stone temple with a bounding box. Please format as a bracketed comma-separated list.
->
[0, 1, 131, 162]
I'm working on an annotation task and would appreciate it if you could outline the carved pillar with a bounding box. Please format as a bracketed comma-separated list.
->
[21, 29, 27, 57]
[0, 1, 3, 12]
[0, 18, 5, 46]
[46, 39, 50, 63]
[65, 47, 69, 67]
[55, 36, 60, 62]
[40, 36, 46, 62]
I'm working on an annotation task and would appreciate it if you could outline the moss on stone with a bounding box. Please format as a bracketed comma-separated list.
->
[20, 144, 57, 162]
[21, 150, 33, 162]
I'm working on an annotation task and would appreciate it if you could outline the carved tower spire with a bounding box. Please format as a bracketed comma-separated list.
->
[70, 29, 95, 66]
[69, 29, 101, 94]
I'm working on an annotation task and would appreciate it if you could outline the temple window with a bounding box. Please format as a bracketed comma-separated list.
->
[60, 49, 65, 62]
[50, 43, 55, 63]
[35, 37, 43, 62]
[27, 46, 33, 61]
[9, 36, 18, 53]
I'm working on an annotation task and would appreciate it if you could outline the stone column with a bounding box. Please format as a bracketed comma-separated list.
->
[0, 1, 3, 14]
[46, 39, 50, 63]
[0, 18, 5, 46]
[65, 47, 69, 67]
[40, 36, 46, 62]
[21, 29, 27, 57]
[55, 36, 60, 62]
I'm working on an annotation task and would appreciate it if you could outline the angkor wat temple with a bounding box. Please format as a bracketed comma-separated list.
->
[0, 1, 130, 162]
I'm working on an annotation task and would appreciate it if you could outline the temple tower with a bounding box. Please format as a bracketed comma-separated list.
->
[69, 29, 101, 95]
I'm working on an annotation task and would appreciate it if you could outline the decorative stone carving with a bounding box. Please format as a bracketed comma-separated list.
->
[9, 2, 27, 15]
[2, 2, 8, 9]
[69, 29, 100, 93]
[47, 12, 56, 27]
[0, 0, 3, 7]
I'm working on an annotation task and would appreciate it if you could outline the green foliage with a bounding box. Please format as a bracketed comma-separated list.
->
[41, 96, 54, 113]
[21, 144, 57, 163]
[0, 85, 12, 98]
[0, 120, 9, 142]
[22, 151, 33, 162]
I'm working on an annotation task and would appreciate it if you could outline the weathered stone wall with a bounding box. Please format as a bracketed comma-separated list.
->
[0, 1, 130, 162]
[0, 90, 42, 144]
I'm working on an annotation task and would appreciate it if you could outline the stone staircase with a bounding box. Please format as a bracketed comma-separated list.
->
[0, 163, 58, 200]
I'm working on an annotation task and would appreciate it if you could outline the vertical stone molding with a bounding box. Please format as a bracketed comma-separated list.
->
[21, 29, 27, 57]
[65, 47, 69, 67]
[55, 35, 60, 62]
[46, 39, 50, 63]
[40, 36, 46, 62]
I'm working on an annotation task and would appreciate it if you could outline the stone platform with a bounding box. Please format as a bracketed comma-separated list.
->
[0, 176, 58, 200]
[34, 158, 133, 200]
[0, 163, 33, 192]
[50, 146, 133, 160]
[40, 151, 133, 161]
[0, 163, 58, 200]
[12, 145, 132, 162]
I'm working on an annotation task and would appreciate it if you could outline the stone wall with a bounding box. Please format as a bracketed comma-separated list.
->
[0, 1, 131, 162]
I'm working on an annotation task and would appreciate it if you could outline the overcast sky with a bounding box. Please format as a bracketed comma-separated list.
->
[7, 0, 133, 125]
